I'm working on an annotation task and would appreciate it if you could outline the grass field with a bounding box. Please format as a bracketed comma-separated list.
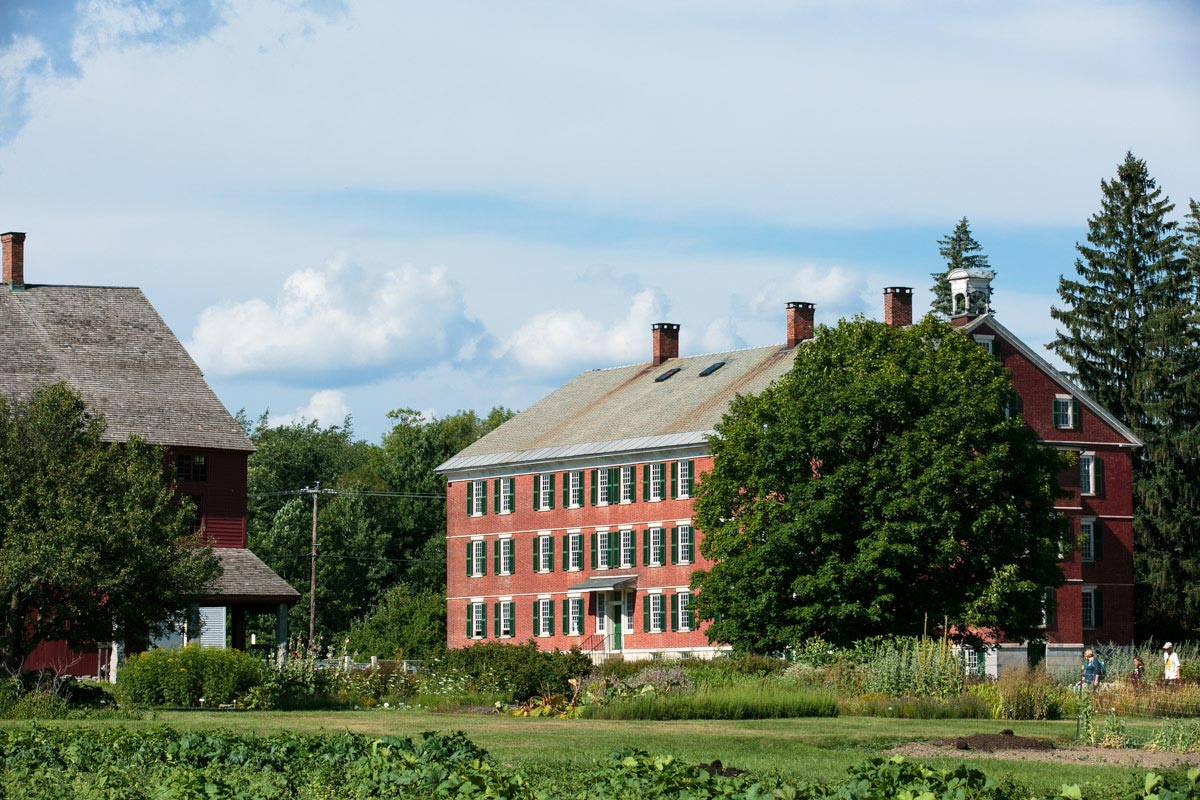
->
[0, 710, 1173, 796]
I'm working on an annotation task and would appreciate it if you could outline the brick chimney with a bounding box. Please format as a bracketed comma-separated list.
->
[652, 323, 680, 365]
[2, 232, 25, 288]
[883, 286, 913, 327]
[786, 302, 814, 347]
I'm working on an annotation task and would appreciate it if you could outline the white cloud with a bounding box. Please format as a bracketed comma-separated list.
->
[752, 264, 870, 320]
[188, 256, 486, 384]
[269, 389, 350, 428]
[497, 288, 667, 376]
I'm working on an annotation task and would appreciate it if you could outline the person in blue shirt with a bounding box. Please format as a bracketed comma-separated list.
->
[1081, 649, 1103, 690]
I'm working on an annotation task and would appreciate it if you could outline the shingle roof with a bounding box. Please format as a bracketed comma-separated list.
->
[196, 548, 301, 606]
[0, 284, 253, 452]
[438, 344, 797, 473]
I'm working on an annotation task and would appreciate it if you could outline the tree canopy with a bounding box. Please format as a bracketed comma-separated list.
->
[930, 217, 993, 317]
[0, 384, 218, 675]
[692, 317, 1067, 652]
[244, 406, 512, 643]
[1048, 154, 1200, 639]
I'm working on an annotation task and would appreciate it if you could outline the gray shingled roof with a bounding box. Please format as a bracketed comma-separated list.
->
[196, 548, 301, 606]
[439, 344, 797, 473]
[0, 284, 253, 452]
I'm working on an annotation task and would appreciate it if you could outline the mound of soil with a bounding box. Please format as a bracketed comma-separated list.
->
[930, 731, 1055, 752]
[696, 759, 743, 777]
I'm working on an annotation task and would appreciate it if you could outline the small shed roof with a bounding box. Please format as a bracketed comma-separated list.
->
[196, 548, 301, 606]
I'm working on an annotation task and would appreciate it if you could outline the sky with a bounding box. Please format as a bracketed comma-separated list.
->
[1, 0, 1197, 443]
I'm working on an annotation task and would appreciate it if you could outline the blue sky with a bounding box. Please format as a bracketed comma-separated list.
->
[1, 0, 1197, 442]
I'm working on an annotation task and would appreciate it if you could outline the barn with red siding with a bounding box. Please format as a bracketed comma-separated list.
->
[0, 231, 298, 678]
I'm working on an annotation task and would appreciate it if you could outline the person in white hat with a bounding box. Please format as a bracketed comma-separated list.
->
[1163, 642, 1181, 683]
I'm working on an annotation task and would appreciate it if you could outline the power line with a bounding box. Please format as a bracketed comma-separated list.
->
[249, 487, 445, 499]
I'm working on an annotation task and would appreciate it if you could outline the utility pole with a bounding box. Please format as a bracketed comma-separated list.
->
[309, 481, 320, 643]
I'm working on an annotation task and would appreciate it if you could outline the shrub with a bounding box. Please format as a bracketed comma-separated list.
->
[683, 654, 787, 687]
[7, 690, 70, 720]
[839, 692, 991, 719]
[430, 640, 592, 702]
[118, 645, 266, 706]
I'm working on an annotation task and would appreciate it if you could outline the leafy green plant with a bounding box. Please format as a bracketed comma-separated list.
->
[429, 640, 592, 703]
[582, 683, 838, 720]
[117, 645, 265, 706]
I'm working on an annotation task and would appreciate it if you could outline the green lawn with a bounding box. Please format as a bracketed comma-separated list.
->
[1, 711, 1169, 796]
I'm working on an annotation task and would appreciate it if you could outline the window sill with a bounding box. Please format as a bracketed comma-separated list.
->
[498, 510, 512, 516]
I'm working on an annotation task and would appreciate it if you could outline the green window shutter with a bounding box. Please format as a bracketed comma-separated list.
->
[508, 478, 516, 509]
[642, 529, 650, 565]
[547, 600, 555, 633]
[1095, 456, 1105, 497]
[480, 483, 487, 516]
[660, 462, 667, 497]
[562, 599, 569, 635]
[466, 481, 473, 516]
[507, 602, 515, 636]
[562, 534, 569, 570]
[533, 537, 540, 573]
[657, 601, 666, 633]
[642, 596, 651, 632]
[466, 541, 473, 577]
[533, 474, 541, 511]
[1095, 590, 1104, 628]
[532, 600, 540, 635]
[1093, 523, 1103, 560]
[493, 603, 500, 638]
[641, 464, 650, 501]
[466, 603, 474, 639]
[480, 544, 486, 576]
[590, 533, 598, 569]
[1073, 399, 1082, 431]
[547, 474, 555, 509]
[548, 536, 555, 572]
[609, 534, 619, 567]
[562, 473, 569, 508]
[670, 461, 678, 499]
[481, 603, 487, 637]
[671, 594, 679, 631]
[670, 526, 678, 564]
[590, 470, 598, 505]
[608, 468, 618, 498]
[493, 479, 500, 513]
[493, 539, 500, 573]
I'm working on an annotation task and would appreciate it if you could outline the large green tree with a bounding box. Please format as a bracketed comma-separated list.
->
[0, 384, 218, 675]
[930, 217, 992, 317]
[1048, 153, 1198, 638]
[692, 317, 1068, 652]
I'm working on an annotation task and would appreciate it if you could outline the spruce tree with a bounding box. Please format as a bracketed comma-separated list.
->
[930, 217, 992, 316]
[1049, 152, 1197, 637]
[1137, 200, 1200, 635]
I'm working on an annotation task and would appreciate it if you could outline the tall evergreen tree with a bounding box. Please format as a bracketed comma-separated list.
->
[930, 217, 992, 316]
[1048, 152, 1197, 637]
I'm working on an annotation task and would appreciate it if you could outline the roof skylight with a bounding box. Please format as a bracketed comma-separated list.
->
[698, 361, 726, 377]
[654, 367, 681, 383]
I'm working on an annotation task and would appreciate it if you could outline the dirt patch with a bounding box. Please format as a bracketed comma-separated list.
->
[696, 759, 743, 777]
[888, 729, 1200, 769]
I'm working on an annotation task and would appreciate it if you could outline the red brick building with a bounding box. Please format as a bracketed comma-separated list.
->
[438, 273, 1138, 670]
[1, 231, 299, 678]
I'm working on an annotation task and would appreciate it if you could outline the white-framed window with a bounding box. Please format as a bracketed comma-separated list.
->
[648, 593, 664, 633]
[1080, 518, 1098, 562]
[499, 600, 513, 638]
[620, 466, 634, 503]
[499, 537, 513, 575]
[568, 532, 582, 571]
[538, 534, 553, 573]
[499, 478, 513, 514]
[538, 598, 553, 637]
[675, 525, 694, 565]
[620, 529, 635, 568]
[961, 646, 981, 674]
[469, 540, 486, 577]
[648, 527, 664, 566]
[973, 334, 994, 356]
[677, 460, 691, 499]
[568, 597, 584, 635]
[468, 480, 486, 517]
[649, 463, 664, 502]
[467, 601, 486, 639]
[568, 471, 582, 508]
[597, 469, 610, 506]
[538, 473, 553, 510]
[1079, 452, 1102, 496]
[1053, 396, 1076, 430]
[676, 591, 693, 632]
[1082, 587, 1101, 630]
[596, 592, 607, 633]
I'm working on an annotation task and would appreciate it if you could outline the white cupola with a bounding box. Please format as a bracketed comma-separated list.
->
[946, 267, 995, 318]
